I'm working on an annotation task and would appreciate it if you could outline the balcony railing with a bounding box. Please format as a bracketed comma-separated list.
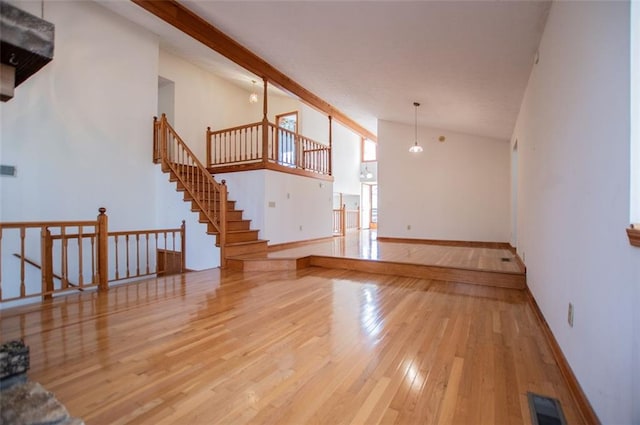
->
[207, 120, 331, 178]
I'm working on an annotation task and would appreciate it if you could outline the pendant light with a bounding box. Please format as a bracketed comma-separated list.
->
[409, 102, 423, 153]
[249, 80, 258, 104]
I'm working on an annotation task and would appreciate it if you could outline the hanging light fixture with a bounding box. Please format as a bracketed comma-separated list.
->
[409, 102, 423, 153]
[248, 80, 258, 104]
[360, 165, 373, 179]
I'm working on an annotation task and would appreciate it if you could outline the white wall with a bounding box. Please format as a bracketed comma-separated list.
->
[0, 1, 158, 229]
[332, 120, 362, 195]
[221, 170, 333, 245]
[511, 2, 639, 423]
[378, 120, 510, 242]
[632, 4, 640, 422]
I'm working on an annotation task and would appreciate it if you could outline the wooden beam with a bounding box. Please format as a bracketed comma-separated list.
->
[131, 0, 376, 142]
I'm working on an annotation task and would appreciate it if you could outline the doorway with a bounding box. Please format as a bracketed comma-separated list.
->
[157, 76, 175, 126]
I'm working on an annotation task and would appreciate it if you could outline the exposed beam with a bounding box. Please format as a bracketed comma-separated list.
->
[131, 0, 377, 142]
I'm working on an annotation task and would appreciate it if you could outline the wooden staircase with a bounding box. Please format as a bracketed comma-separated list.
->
[154, 115, 267, 265]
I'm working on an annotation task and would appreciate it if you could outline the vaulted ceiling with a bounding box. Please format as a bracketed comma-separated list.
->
[100, 0, 551, 140]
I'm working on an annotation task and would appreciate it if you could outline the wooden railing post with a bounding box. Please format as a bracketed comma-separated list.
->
[261, 77, 269, 164]
[357, 206, 361, 229]
[328, 115, 333, 176]
[341, 204, 346, 237]
[180, 220, 186, 273]
[153, 116, 159, 163]
[40, 227, 53, 300]
[219, 180, 228, 267]
[206, 127, 211, 168]
[97, 207, 108, 291]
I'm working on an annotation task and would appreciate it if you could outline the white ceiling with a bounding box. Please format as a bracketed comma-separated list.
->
[100, 0, 551, 140]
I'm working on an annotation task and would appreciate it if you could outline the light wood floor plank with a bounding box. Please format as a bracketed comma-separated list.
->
[1, 267, 582, 424]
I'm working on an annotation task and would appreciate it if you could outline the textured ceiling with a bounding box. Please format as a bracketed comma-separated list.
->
[101, 0, 551, 140]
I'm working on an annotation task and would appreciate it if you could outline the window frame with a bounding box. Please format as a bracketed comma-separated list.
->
[361, 137, 377, 163]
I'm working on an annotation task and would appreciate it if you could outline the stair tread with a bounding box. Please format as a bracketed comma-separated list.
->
[224, 240, 268, 247]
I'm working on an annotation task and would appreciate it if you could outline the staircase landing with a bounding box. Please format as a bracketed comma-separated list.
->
[227, 230, 526, 290]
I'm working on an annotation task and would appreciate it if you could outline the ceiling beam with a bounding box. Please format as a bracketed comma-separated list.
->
[131, 0, 377, 142]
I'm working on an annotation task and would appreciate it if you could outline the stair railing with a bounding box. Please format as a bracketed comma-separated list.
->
[0, 209, 187, 304]
[154, 114, 227, 262]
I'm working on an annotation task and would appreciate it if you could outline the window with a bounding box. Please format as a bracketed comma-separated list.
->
[276, 111, 298, 167]
[362, 138, 377, 162]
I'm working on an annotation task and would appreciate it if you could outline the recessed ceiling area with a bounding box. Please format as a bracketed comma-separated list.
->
[100, 0, 551, 140]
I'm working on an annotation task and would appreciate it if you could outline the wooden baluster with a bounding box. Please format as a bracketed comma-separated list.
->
[114, 235, 120, 281]
[172, 231, 176, 252]
[341, 204, 346, 237]
[19, 227, 25, 297]
[136, 234, 140, 277]
[41, 226, 53, 300]
[77, 226, 84, 287]
[328, 115, 333, 176]
[97, 207, 108, 291]
[125, 234, 130, 278]
[146, 233, 150, 275]
[234, 129, 238, 162]
[181, 220, 186, 273]
[243, 128, 247, 161]
[357, 206, 361, 229]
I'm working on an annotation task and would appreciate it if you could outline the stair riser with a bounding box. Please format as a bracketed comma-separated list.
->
[184, 195, 236, 209]
[224, 241, 268, 257]
[209, 221, 250, 232]
[226, 231, 260, 244]
[199, 210, 243, 221]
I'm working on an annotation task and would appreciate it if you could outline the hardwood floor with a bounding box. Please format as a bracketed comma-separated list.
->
[0, 267, 582, 424]
[263, 231, 522, 274]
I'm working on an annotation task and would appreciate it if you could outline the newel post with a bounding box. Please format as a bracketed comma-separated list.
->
[341, 204, 347, 237]
[40, 226, 53, 300]
[261, 77, 269, 164]
[357, 206, 361, 230]
[97, 207, 109, 291]
[153, 116, 159, 163]
[328, 115, 333, 176]
[206, 127, 212, 168]
[180, 220, 186, 273]
[219, 180, 228, 268]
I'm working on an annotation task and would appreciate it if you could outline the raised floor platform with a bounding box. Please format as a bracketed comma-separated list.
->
[227, 231, 526, 289]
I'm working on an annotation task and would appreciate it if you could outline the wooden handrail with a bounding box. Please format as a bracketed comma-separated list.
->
[1, 208, 187, 303]
[155, 115, 225, 236]
[207, 121, 263, 136]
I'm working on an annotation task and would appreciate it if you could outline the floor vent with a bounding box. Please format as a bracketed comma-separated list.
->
[500, 257, 512, 262]
[528, 392, 567, 425]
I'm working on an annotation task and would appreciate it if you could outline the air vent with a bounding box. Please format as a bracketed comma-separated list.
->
[0, 164, 16, 176]
[500, 257, 512, 262]
[528, 392, 567, 425]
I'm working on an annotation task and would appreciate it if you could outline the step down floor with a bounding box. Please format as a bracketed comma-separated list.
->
[227, 230, 526, 290]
